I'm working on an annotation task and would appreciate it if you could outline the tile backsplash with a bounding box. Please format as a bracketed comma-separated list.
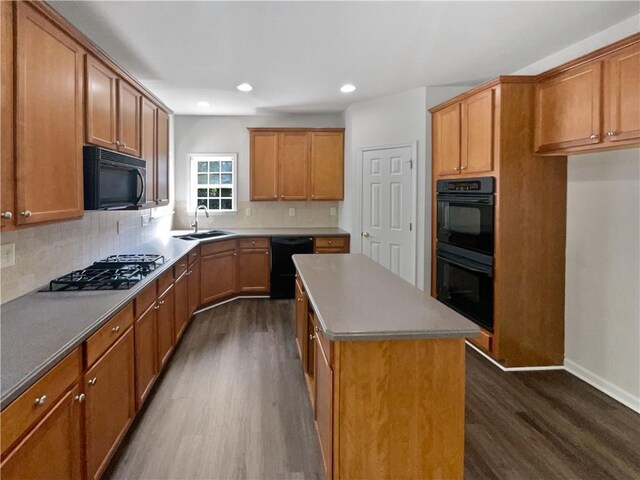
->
[173, 200, 339, 230]
[0, 208, 173, 304]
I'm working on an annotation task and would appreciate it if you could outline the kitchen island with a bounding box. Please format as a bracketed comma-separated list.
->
[292, 253, 479, 480]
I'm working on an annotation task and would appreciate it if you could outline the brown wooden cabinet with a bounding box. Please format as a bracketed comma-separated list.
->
[294, 277, 310, 374]
[141, 97, 157, 206]
[236, 238, 270, 294]
[156, 109, 170, 205]
[84, 328, 135, 480]
[188, 254, 201, 316]
[604, 42, 640, 144]
[0, 386, 83, 480]
[1, 1, 15, 229]
[433, 103, 461, 176]
[134, 302, 158, 409]
[200, 240, 237, 304]
[116, 80, 141, 157]
[174, 270, 189, 342]
[461, 88, 495, 174]
[14, 2, 84, 225]
[156, 284, 175, 368]
[535, 60, 602, 153]
[314, 236, 349, 254]
[309, 131, 344, 200]
[279, 132, 309, 200]
[250, 128, 344, 201]
[314, 332, 333, 479]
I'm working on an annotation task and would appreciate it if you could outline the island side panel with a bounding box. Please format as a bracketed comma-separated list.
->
[336, 337, 465, 480]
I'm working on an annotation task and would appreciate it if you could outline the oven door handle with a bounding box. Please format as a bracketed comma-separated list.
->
[135, 169, 145, 205]
[437, 252, 493, 277]
[437, 195, 493, 204]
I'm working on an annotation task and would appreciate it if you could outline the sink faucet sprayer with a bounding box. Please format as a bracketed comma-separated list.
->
[191, 205, 209, 233]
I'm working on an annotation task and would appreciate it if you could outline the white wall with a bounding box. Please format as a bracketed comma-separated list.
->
[173, 114, 344, 229]
[513, 15, 640, 411]
[340, 88, 428, 289]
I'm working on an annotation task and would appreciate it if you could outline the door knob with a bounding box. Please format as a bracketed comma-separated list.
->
[362, 232, 371, 238]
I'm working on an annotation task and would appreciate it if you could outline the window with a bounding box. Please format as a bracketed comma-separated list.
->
[189, 154, 237, 212]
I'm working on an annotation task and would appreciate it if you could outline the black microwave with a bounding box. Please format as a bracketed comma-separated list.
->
[83, 146, 146, 210]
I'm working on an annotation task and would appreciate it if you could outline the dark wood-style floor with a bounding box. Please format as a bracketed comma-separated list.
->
[106, 299, 640, 480]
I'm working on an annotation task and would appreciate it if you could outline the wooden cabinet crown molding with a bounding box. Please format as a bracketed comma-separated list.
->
[26, 0, 172, 114]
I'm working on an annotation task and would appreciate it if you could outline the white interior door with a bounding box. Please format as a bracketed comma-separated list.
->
[361, 146, 415, 284]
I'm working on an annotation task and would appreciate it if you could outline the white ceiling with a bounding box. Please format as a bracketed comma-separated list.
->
[50, 1, 639, 115]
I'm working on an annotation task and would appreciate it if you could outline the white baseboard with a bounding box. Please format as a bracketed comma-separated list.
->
[465, 341, 564, 371]
[564, 359, 640, 414]
[193, 295, 270, 315]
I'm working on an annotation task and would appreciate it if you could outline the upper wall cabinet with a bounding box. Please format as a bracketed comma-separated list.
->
[433, 104, 461, 176]
[155, 109, 170, 206]
[13, 2, 84, 225]
[86, 56, 141, 157]
[249, 128, 344, 201]
[535, 35, 640, 155]
[140, 97, 157, 206]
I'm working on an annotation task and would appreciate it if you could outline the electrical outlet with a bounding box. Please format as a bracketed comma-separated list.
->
[141, 213, 151, 227]
[117, 220, 125, 234]
[1, 243, 15, 268]
[289, 208, 295, 217]
[245, 207, 252, 217]
[330, 207, 337, 216]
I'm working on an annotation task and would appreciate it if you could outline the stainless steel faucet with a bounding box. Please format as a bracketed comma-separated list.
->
[191, 205, 209, 233]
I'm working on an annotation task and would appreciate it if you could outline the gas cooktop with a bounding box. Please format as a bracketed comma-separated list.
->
[44, 254, 164, 292]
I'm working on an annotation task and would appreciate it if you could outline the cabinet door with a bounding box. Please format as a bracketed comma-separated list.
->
[200, 250, 236, 304]
[155, 109, 170, 205]
[157, 284, 175, 368]
[86, 55, 117, 150]
[433, 103, 461, 176]
[279, 132, 309, 200]
[1, 1, 14, 228]
[174, 271, 189, 341]
[188, 259, 200, 316]
[250, 132, 279, 200]
[605, 42, 640, 143]
[535, 61, 602, 152]
[134, 303, 157, 410]
[0, 386, 82, 480]
[117, 80, 141, 157]
[461, 89, 494, 174]
[295, 278, 309, 370]
[309, 131, 344, 200]
[236, 249, 270, 293]
[84, 329, 135, 480]
[15, 3, 84, 225]
[141, 98, 157, 205]
[314, 335, 333, 479]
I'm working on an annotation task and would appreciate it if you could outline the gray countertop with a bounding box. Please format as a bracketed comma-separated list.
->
[170, 227, 350, 238]
[292, 253, 479, 341]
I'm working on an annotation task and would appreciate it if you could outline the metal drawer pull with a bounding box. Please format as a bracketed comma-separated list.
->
[74, 393, 85, 403]
[88, 377, 97, 386]
[589, 134, 599, 139]
[154, 305, 161, 310]
[309, 334, 316, 340]
[21, 210, 32, 217]
[34, 395, 47, 406]
[606, 131, 616, 136]
[159, 300, 166, 305]
[111, 325, 120, 333]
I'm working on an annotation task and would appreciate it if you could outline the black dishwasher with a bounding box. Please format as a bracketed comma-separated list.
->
[270, 237, 314, 299]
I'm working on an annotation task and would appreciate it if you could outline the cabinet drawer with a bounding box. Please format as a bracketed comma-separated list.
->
[134, 281, 157, 318]
[469, 329, 492, 353]
[311, 311, 333, 366]
[238, 237, 270, 250]
[201, 239, 237, 256]
[158, 268, 174, 295]
[315, 236, 347, 249]
[173, 256, 188, 278]
[86, 303, 134, 367]
[187, 247, 199, 266]
[1, 347, 82, 455]
[315, 247, 348, 254]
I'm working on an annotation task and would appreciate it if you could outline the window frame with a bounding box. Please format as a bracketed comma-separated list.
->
[188, 153, 238, 214]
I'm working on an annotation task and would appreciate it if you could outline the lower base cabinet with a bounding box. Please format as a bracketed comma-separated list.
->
[314, 334, 333, 478]
[200, 241, 237, 304]
[236, 248, 270, 293]
[84, 329, 135, 480]
[134, 303, 158, 409]
[156, 284, 175, 368]
[188, 259, 200, 316]
[0, 386, 83, 480]
[174, 270, 189, 341]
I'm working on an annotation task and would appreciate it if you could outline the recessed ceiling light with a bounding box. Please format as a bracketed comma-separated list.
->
[237, 83, 253, 92]
[340, 84, 356, 93]
[197, 101, 211, 107]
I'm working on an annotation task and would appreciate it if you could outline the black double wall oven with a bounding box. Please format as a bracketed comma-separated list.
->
[435, 177, 495, 332]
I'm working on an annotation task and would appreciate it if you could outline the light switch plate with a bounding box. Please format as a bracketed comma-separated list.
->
[330, 207, 337, 216]
[1, 243, 15, 268]
[245, 207, 252, 217]
[141, 213, 151, 227]
[289, 208, 295, 217]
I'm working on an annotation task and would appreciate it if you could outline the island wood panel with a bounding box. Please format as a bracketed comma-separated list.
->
[85, 55, 118, 149]
[0, 386, 83, 480]
[279, 132, 309, 200]
[1, 1, 15, 229]
[250, 132, 279, 200]
[604, 42, 640, 143]
[433, 103, 461, 176]
[335, 338, 466, 480]
[15, 2, 84, 225]
[461, 88, 495, 174]
[309, 131, 344, 200]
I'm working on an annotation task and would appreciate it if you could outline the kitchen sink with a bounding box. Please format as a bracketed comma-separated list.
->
[174, 230, 233, 241]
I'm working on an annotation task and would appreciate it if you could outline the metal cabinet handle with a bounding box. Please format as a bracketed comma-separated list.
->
[265, 251, 269, 255]
[589, 134, 599, 139]
[186, 271, 192, 276]
[74, 393, 85, 403]
[115, 140, 121, 147]
[21, 210, 32, 217]
[311, 195, 315, 199]
[122, 142, 127, 148]
[454, 166, 460, 171]
[461, 165, 468, 170]
[159, 300, 166, 305]
[111, 325, 120, 333]
[154, 305, 161, 310]
[606, 131, 616, 137]
[309, 334, 316, 340]
[314, 326, 320, 333]
[1, 212, 12, 219]
[179, 263, 186, 268]
[34, 395, 47, 406]
[88, 377, 97, 386]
